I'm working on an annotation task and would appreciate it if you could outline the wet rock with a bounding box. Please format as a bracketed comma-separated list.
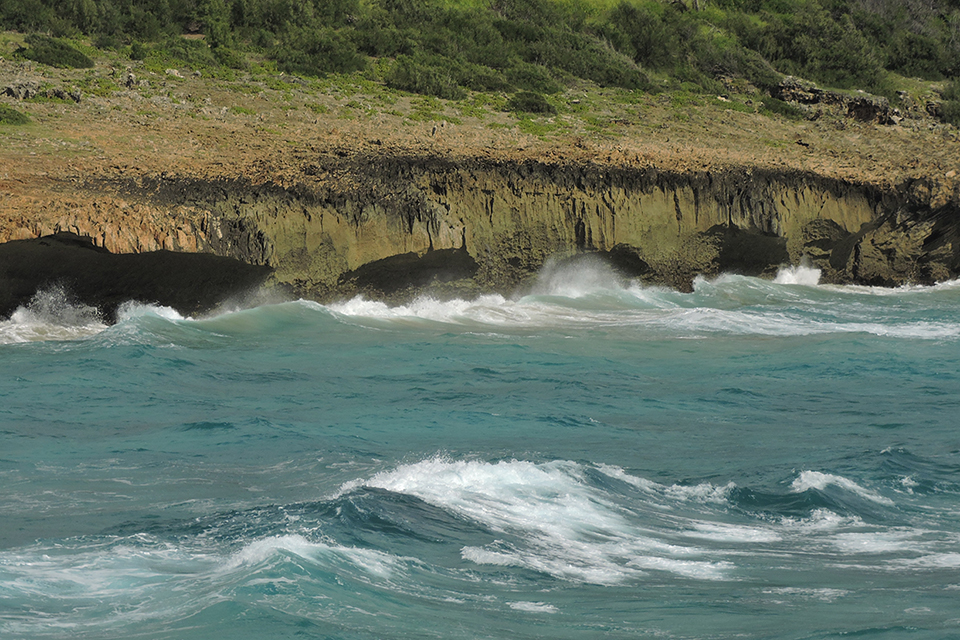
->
[0, 232, 272, 321]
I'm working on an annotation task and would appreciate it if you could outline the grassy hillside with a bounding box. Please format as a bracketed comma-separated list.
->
[1, 0, 959, 123]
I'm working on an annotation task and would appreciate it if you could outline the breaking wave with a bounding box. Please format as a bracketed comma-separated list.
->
[6, 261, 960, 345]
[0, 285, 106, 344]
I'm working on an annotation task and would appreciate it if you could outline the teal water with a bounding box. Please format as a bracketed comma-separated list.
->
[1, 259, 959, 639]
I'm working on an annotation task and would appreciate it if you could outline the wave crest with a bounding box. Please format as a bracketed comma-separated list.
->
[790, 471, 895, 506]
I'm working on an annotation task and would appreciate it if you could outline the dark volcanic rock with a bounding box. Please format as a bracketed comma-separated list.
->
[339, 247, 478, 299]
[0, 232, 273, 321]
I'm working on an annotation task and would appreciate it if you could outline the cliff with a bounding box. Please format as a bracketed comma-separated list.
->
[5, 154, 959, 308]
[2, 56, 959, 316]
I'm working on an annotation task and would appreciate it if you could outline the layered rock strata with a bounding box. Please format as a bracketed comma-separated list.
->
[2, 154, 959, 316]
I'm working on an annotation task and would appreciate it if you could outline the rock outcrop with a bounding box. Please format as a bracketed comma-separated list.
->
[773, 76, 902, 124]
[0, 232, 272, 320]
[3, 154, 958, 315]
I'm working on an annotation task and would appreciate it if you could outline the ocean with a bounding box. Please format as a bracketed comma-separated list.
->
[1, 258, 958, 639]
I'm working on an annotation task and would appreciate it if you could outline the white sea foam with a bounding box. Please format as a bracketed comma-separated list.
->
[790, 471, 895, 506]
[764, 587, 849, 602]
[530, 255, 626, 298]
[328, 293, 518, 326]
[508, 601, 559, 614]
[779, 509, 862, 533]
[115, 301, 185, 322]
[829, 530, 923, 554]
[595, 463, 735, 505]
[225, 534, 399, 578]
[317, 253, 960, 340]
[890, 553, 960, 570]
[683, 522, 782, 543]
[345, 458, 733, 584]
[773, 261, 822, 286]
[0, 285, 107, 343]
[0, 531, 411, 637]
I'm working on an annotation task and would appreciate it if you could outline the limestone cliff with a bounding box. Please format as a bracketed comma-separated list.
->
[3, 151, 960, 318]
[13, 154, 954, 307]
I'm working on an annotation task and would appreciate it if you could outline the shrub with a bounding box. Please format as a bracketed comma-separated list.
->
[151, 36, 219, 69]
[272, 27, 367, 76]
[17, 35, 94, 68]
[129, 42, 147, 60]
[760, 9, 885, 91]
[605, 2, 676, 71]
[761, 96, 804, 120]
[0, 105, 31, 125]
[887, 31, 947, 80]
[942, 80, 960, 126]
[94, 34, 123, 50]
[505, 91, 556, 114]
[386, 55, 466, 100]
[505, 62, 561, 94]
[942, 101, 960, 127]
[455, 62, 512, 92]
[213, 46, 247, 70]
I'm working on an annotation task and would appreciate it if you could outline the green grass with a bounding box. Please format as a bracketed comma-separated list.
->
[516, 116, 563, 137]
[305, 102, 330, 114]
[74, 73, 118, 97]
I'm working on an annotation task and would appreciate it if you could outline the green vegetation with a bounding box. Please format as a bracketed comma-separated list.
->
[2, 0, 960, 121]
[943, 79, 960, 126]
[506, 91, 557, 114]
[15, 34, 93, 68]
[760, 96, 804, 120]
[0, 104, 30, 124]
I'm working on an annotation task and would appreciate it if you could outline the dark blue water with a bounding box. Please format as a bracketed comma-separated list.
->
[2, 261, 959, 639]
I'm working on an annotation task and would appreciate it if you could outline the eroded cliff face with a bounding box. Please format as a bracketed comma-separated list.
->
[4, 155, 960, 307]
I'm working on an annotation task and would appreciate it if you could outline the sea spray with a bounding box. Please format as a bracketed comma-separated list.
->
[0, 285, 106, 343]
[773, 259, 822, 285]
[530, 255, 628, 298]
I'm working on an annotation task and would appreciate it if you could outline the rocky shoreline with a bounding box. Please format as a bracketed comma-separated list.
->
[0, 232, 272, 321]
[3, 154, 958, 319]
[2, 56, 959, 319]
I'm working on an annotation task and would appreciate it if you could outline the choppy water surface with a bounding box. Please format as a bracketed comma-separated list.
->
[2, 260, 959, 639]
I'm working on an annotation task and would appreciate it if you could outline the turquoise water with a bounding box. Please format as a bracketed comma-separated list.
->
[2, 259, 959, 639]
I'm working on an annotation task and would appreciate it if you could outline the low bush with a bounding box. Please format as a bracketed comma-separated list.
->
[150, 36, 219, 70]
[213, 46, 247, 70]
[760, 96, 805, 120]
[455, 61, 512, 93]
[386, 55, 465, 100]
[942, 80, 960, 126]
[505, 91, 556, 114]
[505, 62, 561, 94]
[0, 105, 30, 125]
[129, 42, 147, 60]
[271, 27, 367, 76]
[17, 35, 93, 68]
